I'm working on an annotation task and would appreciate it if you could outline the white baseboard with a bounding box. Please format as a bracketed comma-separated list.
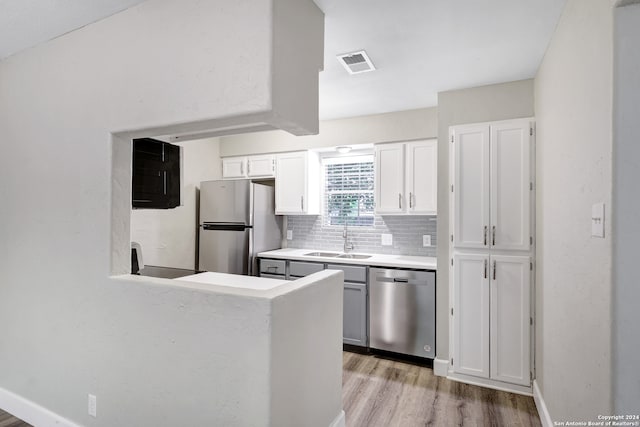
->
[446, 372, 532, 396]
[433, 357, 449, 377]
[329, 410, 346, 427]
[533, 380, 552, 427]
[0, 386, 80, 427]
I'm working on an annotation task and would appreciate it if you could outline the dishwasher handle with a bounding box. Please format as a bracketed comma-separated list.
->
[375, 276, 424, 285]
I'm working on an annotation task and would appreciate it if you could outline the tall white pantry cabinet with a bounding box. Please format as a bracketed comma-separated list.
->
[449, 118, 535, 391]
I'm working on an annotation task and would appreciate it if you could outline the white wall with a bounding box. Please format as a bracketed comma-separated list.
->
[219, 107, 438, 157]
[534, 0, 613, 420]
[130, 138, 221, 270]
[270, 271, 344, 426]
[612, 0, 640, 414]
[0, 0, 326, 425]
[436, 79, 534, 362]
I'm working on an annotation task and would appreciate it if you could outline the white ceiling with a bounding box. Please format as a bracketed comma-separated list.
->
[0, 0, 146, 59]
[314, 0, 566, 119]
[0, 0, 566, 121]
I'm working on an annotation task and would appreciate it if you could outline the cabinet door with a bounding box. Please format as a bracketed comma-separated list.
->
[490, 120, 532, 251]
[247, 155, 275, 178]
[222, 157, 247, 179]
[406, 140, 437, 214]
[375, 143, 405, 214]
[452, 125, 490, 249]
[453, 253, 490, 378]
[343, 282, 367, 347]
[275, 152, 307, 214]
[490, 255, 531, 386]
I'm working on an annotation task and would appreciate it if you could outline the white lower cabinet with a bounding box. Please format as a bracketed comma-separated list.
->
[452, 253, 531, 386]
[453, 253, 490, 378]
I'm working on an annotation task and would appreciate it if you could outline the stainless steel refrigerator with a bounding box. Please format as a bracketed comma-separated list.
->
[198, 180, 282, 275]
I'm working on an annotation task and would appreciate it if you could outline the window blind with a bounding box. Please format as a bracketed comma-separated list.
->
[323, 155, 374, 226]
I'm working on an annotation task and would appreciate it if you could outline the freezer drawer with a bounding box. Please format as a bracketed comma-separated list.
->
[369, 268, 436, 359]
[199, 227, 250, 274]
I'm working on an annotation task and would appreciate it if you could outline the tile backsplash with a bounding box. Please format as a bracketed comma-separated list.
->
[285, 215, 437, 257]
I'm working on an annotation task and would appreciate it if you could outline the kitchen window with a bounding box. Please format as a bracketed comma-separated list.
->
[323, 154, 375, 226]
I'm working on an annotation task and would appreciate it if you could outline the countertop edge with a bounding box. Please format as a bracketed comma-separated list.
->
[257, 249, 437, 270]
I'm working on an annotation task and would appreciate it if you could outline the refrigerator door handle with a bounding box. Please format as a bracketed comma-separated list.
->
[248, 227, 254, 276]
[202, 223, 250, 231]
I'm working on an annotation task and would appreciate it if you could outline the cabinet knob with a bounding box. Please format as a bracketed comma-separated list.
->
[398, 193, 402, 209]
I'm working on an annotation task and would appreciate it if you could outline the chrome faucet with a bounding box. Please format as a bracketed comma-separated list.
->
[343, 221, 354, 253]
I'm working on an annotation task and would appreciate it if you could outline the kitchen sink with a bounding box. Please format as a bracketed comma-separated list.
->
[337, 254, 372, 259]
[304, 252, 341, 257]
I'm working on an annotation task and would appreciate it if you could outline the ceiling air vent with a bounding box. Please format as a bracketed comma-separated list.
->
[337, 50, 375, 75]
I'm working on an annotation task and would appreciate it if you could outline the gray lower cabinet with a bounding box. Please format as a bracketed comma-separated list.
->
[258, 259, 286, 279]
[342, 282, 367, 347]
[289, 261, 324, 279]
[258, 257, 369, 347]
[327, 264, 368, 347]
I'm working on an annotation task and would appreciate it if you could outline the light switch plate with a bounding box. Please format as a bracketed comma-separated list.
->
[381, 233, 393, 246]
[88, 394, 97, 417]
[591, 203, 605, 238]
[423, 235, 431, 247]
[286, 230, 293, 240]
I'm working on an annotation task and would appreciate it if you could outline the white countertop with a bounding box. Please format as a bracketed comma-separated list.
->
[257, 248, 437, 270]
[176, 272, 289, 290]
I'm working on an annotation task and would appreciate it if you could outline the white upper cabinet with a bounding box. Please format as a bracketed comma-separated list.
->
[452, 125, 491, 249]
[375, 139, 437, 215]
[275, 151, 320, 215]
[490, 123, 531, 251]
[222, 156, 247, 179]
[451, 119, 532, 251]
[247, 155, 276, 178]
[222, 155, 276, 179]
[375, 143, 405, 214]
[407, 140, 438, 214]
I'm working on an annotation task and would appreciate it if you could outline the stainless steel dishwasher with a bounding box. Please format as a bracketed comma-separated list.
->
[369, 268, 436, 359]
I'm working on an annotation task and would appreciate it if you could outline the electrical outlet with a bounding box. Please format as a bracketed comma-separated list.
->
[423, 235, 431, 247]
[286, 230, 293, 240]
[381, 233, 393, 246]
[88, 394, 97, 417]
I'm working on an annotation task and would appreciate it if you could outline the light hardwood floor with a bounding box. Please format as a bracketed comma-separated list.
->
[1, 353, 539, 427]
[0, 409, 31, 427]
[343, 351, 541, 427]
